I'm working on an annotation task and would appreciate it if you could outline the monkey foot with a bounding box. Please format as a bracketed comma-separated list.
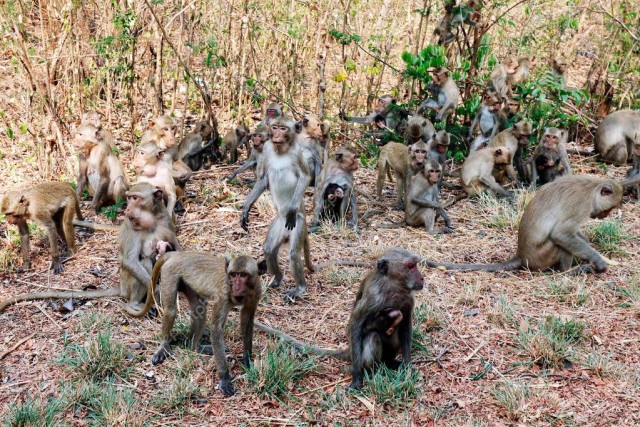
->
[284, 287, 306, 303]
[268, 277, 282, 288]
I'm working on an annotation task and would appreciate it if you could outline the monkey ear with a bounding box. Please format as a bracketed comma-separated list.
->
[377, 259, 389, 275]
[18, 195, 29, 207]
[335, 153, 343, 162]
[320, 123, 328, 134]
[601, 185, 613, 196]
[224, 257, 230, 272]
[495, 148, 503, 155]
[257, 259, 268, 275]
[148, 119, 156, 129]
[302, 117, 309, 127]
[157, 150, 165, 159]
[295, 122, 303, 134]
[153, 188, 164, 204]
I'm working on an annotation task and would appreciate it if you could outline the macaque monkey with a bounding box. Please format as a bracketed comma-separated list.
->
[433, 0, 455, 45]
[527, 153, 561, 187]
[527, 127, 571, 188]
[225, 126, 270, 181]
[622, 168, 640, 201]
[550, 59, 568, 86]
[222, 123, 250, 163]
[450, 0, 483, 27]
[427, 130, 451, 169]
[133, 142, 178, 216]
[241, 117, 314, 301]
[0, 183, 180, 312]
[123, 253, 263, 396]
[142, 115, 192, 187]
[461, 146, 514, 198]
[417, 68, 459, 122]
[468, 94, 502, 152]
[311, 147, 359, 230]
[177, 121, 215, 171]
[404, 114, 436, 145]
[405, 160, 453, 233]
[594, 110, 640, 164]
[340, 95, 406, 135]
[0, 182, 81, 274]
[253, 248, 424, 390]
[81, 110, 119, 151]
[73, 124, 129, 213]
[487, 119, 533, 183]
[507, 56, 535, 87]
[260, 102, 283, 127]
[295, 114, 328, 186]
[488, 56, 534, 99]
[498, 98, 520, 130]
[377, 141, 429, 208]
[424, 175, 623, 273]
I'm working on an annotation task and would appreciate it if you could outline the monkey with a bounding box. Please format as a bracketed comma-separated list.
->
[550, 59, 568, 86]
[253, 248, 424, 390]
[594, 110, 640, 165]
[224, 125, 270, 181]
[80, 110, 120, 151]
[424, 175, 623, 273]
[404, 114, 436, 146]
[497, 97, 520, 131]
[240, 117, 314, 301]
[488, 56, 534, 100]
[122, 253, 262, 396]
[73, 124, 129, 214]
[133, 142, 178, 217]
[221, 123, 250, 164]
[311, 147, 359, 230]
[177, 121, 215, 172]
[433, 0, 456, 45]
[450, 0, 483, 27]
[377, 141, 429, 209]
[0, 183, 180, 313]
[295, 114, 327, 186]
[486, 119, 533, 183]
[405, 160, 453, 233]
[340, 94, 407, 136]
[141, 115, 192, 188]
[0, 182, 81, 274]
[468, 94, 502, 152]
[259, 102, 283, 127]
[527, 152, 562, 187]
[427, 130, 451, 170]
[526, 127, 571, 188]
[417, 68, 459, 122]
[461, 146, 514, 198]
[622, 168, 640, 201]
[506, 56, 535, 87]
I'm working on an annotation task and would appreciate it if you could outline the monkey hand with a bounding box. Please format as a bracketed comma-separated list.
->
[241, 212, 250, 232]
[285, 210, 297, 230]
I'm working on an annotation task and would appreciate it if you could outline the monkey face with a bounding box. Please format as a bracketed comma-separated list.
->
[270, 124, 293, 152]
[2, 195, 28, 225]
[73, 125, 99, 151]
[81, 112, 101, 128]
[325, 184, 345, 205]
[427, 168, 441, 185]
[132, 146, 158, 171]
[228, 271, 252, 304]
[436, 143, 448, 154]
[411, 147, 428, 169]
[150, 116, 177, 148]
[251, 134, 265, 151]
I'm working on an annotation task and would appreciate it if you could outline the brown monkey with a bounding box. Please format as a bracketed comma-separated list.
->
[377, 141, 429, 209]
[241, 117, 314, 301]
[487, 119, 533, 182]
[507, 56, 535, 87]
[433, 0, 456, 45]
[527, 127, 571, 188]
[417, 68, 459, 122]
[73, 124, 129, 213]
[461, 146, 513, 198]
[488, 56, 534, 100]
[295, 114, 327, 186]
[622, 169, 640, 201]
[81, 110, 119, 151]
[0, 183, 180, 313]
[425, 175, 623, 273]
[142, 115, 192, 186]
[222, 123, 250, 163]
[468, 94, 502, 152]
[451, 0, 483, 27]
[177, 121, 215, 171]
[0, 182, 81, 274]
[340, 94, 407, 135]
[123, 253, 262, 396]
[133, 142, 178, 216]
[404, 114, 436, 146]
[225, 125, 270, 181]
[550, 59, 568, 86]
[405, 160, 453, 233]
[254, 248, 424, 390]
[594, 110, 640, 164]
[427, 130, 451, 171]
[311, 147, 359, 230]
[527, 152, 562, 187]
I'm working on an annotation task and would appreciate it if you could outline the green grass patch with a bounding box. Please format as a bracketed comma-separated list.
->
[412, 304, 440, 355]
[487, 294, 519, 327]
[73, 379, 142, 425]
[151, 377, 201, 416]
[361, 364, 420, 407]
[3, 393, 68, 427]
[586, 220, 631, 257]
[544, 276, 590, 306]
[491, 379, 531, 421]
[516, 316, 586, 368]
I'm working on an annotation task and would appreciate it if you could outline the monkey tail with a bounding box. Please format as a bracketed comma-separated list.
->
[254, 320, 349, 360]
[74, 199, 84, 221]
[422, 257, 521, 272]
[377, 220, 406, 229]
[0, 288, 121, 313]
[313, 260, 370, 270]
[442, 193, 467, 209]
[121, 255, 166, 318]
[303, 235, 314, 272]
[73, 219, 120, 232]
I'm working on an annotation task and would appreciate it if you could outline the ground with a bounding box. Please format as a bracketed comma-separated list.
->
[0, 144, 639, 426]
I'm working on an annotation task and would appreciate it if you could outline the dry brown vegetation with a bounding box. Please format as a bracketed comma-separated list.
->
[1, 0, 640, 426]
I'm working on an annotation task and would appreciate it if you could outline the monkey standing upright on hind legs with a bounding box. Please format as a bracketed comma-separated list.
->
[254, 248, 424, 389]
[240, 116, 314, 301]
[122, 253, 264, 396]
[0, 182, 180, 313]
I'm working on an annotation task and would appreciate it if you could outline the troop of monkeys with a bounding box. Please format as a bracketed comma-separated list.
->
[1, 79, 639, 395]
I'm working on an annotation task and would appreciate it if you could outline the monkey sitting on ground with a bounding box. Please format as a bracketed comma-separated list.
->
[377, 141, 429, 209]
[340, 95, 408, 137]
[405, 160, 453, 233]
[0, 182, 82, 274]
[427, 130, 451, 186]
[487, 119, 533, 183]
[404, 114, 436, 146]
[311, 147, 359, 230]
[73, 124, 129, 213]
[142, 115, 193, 188]
[468, 94, 502, 152]
[425, 175, 623, 273]
[177, 121, 215, 172]
[526, 127, 571, 188]
[527, 153, 561, 187]
[241, 117, 314, 301]
[225, 126, 270, 182]
[81, 110, 120, 151]
[594, 110, 640, 165]
[417, 68, 459, 122]
[0, 183, 180, 313]
[133, 142, 178, 217]
[461, 146, 514, 199]
[295, 114, 330, 186]
[254, 248, 424, 389]
[221, 123, 250, 164]
[123, 253, 263, 396]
